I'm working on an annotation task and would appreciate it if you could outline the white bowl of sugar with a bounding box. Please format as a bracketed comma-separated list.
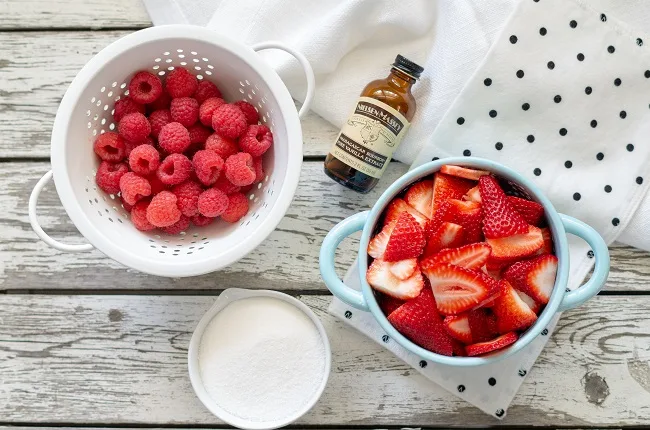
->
[188, 288, 331, 430]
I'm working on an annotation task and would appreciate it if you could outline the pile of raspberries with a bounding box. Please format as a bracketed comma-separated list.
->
[93, 68, 273, 233]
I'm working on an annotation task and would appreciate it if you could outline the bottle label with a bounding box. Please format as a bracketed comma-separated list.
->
[329, 97, 410, 178]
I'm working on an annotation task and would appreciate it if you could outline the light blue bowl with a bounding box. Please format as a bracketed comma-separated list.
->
[320, 157, 609, 366]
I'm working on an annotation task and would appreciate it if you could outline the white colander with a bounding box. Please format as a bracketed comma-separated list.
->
[29, 25, 315, 277]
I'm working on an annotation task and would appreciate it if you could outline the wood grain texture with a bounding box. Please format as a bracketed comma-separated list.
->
[0, 31, 334, 158]
[0, 0, 151, 29]
[0, 294, 649, 426]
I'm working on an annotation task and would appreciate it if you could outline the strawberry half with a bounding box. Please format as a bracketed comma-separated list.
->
[376, 292, 406, 316]
[421, 263, 494, 315]
[422, 222, 465, 258]
[384, 198, 429, 229]
[388, 258, 418, 280]
[516, 290, 542, 314]
[508, 196, 544, 226]
[464, 185, 482, 203]
[503, 254, 558, 304]
[465, 332, 519, 357]
[405, 180, 433, 219]
[431, 172, 474, 216]
[440, 164, 491, 181]
[535, 227, 553, 255]
[387, 286, 456, 356]
[475, 277, 507, 308]
[467, 308, 499, 342]
[366, 259, 424, 300]
[421, 242, 491, 271]
[479, 175, 529, 239]
[492, 280, 538, 333]
[486, 225, 544, 260]
[383, 212, 426, 261]
[430, 199, 483, 243]
[443, 314, 472, 344]
[367, 220, 396, 259]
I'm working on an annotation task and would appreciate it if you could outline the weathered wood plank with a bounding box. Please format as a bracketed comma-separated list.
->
[0, 31, 335, 158]
[0, 0, 151, 29]
[2, 161, 650, 292]
[0, 294, 649, 426]
[0, 161, 407, 291]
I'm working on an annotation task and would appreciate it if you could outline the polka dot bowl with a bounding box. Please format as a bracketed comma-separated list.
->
[320, 157, 610, 367]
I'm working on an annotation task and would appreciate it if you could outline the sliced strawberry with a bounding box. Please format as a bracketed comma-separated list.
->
[421, 263, 493, 315]
[367, 220, 396, 259]
[430, 199, 483, 243]
[535, 227, 553, 255]
[431, 172, 474, 216]
[440, 164, 491, 181]
[376, 292, 406, 316]
[503, 254, 558, 304]
[486, 225, 544, 260]
[492, 280, 538, 333]
[508, 196, 544, 226]
[384, 198, 428, 229]
[421, 242, 491, 271]
[516, 290, 542, 314]
[405, 180, 433, 219]
[387, 286, 455, 356]
[422, 222, 465, 258]
[464, 185, 482, 203]
[388, 258, 418, 280]
[443, 314, 472, 344]
[366, 259, 424, 300]
[465, 332, 519, 357]
[467, 308, 498, 342]
[479, 175, 529, 239]
[474, 277, 507, 308]
[383, 212, 426, 261]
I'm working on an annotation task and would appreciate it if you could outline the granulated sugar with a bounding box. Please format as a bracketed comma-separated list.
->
[198, 297, 327, 423]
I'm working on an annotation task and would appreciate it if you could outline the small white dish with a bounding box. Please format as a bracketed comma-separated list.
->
[188, 288, 331, 430]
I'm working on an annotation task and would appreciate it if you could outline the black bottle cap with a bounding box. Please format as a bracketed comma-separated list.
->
[393, 55, 424, 79]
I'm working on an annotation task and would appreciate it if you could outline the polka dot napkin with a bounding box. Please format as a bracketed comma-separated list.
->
[329, 0, 650, 419]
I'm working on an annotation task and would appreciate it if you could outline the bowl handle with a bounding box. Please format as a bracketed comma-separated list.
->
[29, 170, 94, 252]
[251, 41, 315, 119]
[319, 211, 370, 311]
[558, 214, 609, 311]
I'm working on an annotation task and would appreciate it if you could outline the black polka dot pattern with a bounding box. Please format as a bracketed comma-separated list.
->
[534, 168, 542, 176]
[591, 119, 597, 128]
[518, 369, 527, 377]
[510, 35, 518, 44]
[600, 13, 607, 22]
[527, 135, 535, 143]
[577, 53, 585, 61]
[522, 102, 530, 111]
[463, 149, 471, 156]
[488, 377, 497, 386]
[608, 45, 616, 53]
[539, 27, 547, 36]
[637, 38, 643, 47]
[612, 217, 620, 226]
[516, 69, 525, 78]
[381, 334, 390, 343]
[419, 360, 427, 368]
[614, 78, 622, 86]
[627, 143, 635, 152]
[484, 78, 492, 86]
[541, 328, 549, 336]
[547, 61, 555, 70]
[489, 109, 497, 118]
[588, 250, 595, 258]
[645, 70, 650, 79]
[554, 95, 562, 103]
[570, 20, 577, 28]
[432, 157, 440, 161]
[596, 152, 604, 160]
[637, 177, 644, 185]
[605, 185, 612, 193]
[620, 110, 627, 119]
[565, 160, 573, 168]
[559, 128, 567, 136]
[344, 310, 352, 319]
[495, 142, 503, 150]
[457, 117, 465, 125]
[573, 192, 581, 201]
[495, 409, 505, 418]
[457, 385, 465, 393]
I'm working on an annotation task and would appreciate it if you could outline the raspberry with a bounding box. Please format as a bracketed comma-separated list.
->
[114, 97, 145, 123]
[199, 97, 225, 126]
[191, 214, 215, 226]
[212, 104, 247, 139]
[95, 161, 128, 194]
[197, 188, 229, 217]
[119, 172, 152, 205]
[119, 112, 151, 143]
[124, 136, 153, 157]
[252, 157, 264, 183]
[188, 123, 211, 145]
[193, 150, 224, 186]
[221, 192, 249, 223]
[239, 124, 273, 157]
[147, 173, 167, 194]
[162, 215, 190, 235]
[94, 131, 126, 162]
[205, 133, 238, 159]
[147, 91, 171, 112]
[165, 67, 198, 98]
[213, 174, 241, 194]
[158, 122, 190, 154]
[129, 144, 160, 176]
[224, 152, 256, 186]
[194, 80, 222, 104]
[157, 153, 193, 185]
[146, 190, 181, 228]
[131, 200, 156, 231]
[128, 71, 163, 104]
[170, 97, 199, 127]
[148, 109, 172, 139]
[171, 180, 203, 217]
[235, 100, 259, 124]
[121, 197, 133, 213]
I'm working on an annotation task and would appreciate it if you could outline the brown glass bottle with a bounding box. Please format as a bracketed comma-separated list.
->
[324, 55, 423, 193]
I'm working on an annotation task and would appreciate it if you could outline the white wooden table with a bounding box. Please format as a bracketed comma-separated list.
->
[1, 1, 650, 428]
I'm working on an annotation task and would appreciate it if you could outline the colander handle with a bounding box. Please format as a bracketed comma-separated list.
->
[29, 170, 94, 252]
[252, 41, 315, 119]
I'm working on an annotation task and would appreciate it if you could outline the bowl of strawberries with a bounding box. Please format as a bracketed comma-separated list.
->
[320, 157, 609, 365]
